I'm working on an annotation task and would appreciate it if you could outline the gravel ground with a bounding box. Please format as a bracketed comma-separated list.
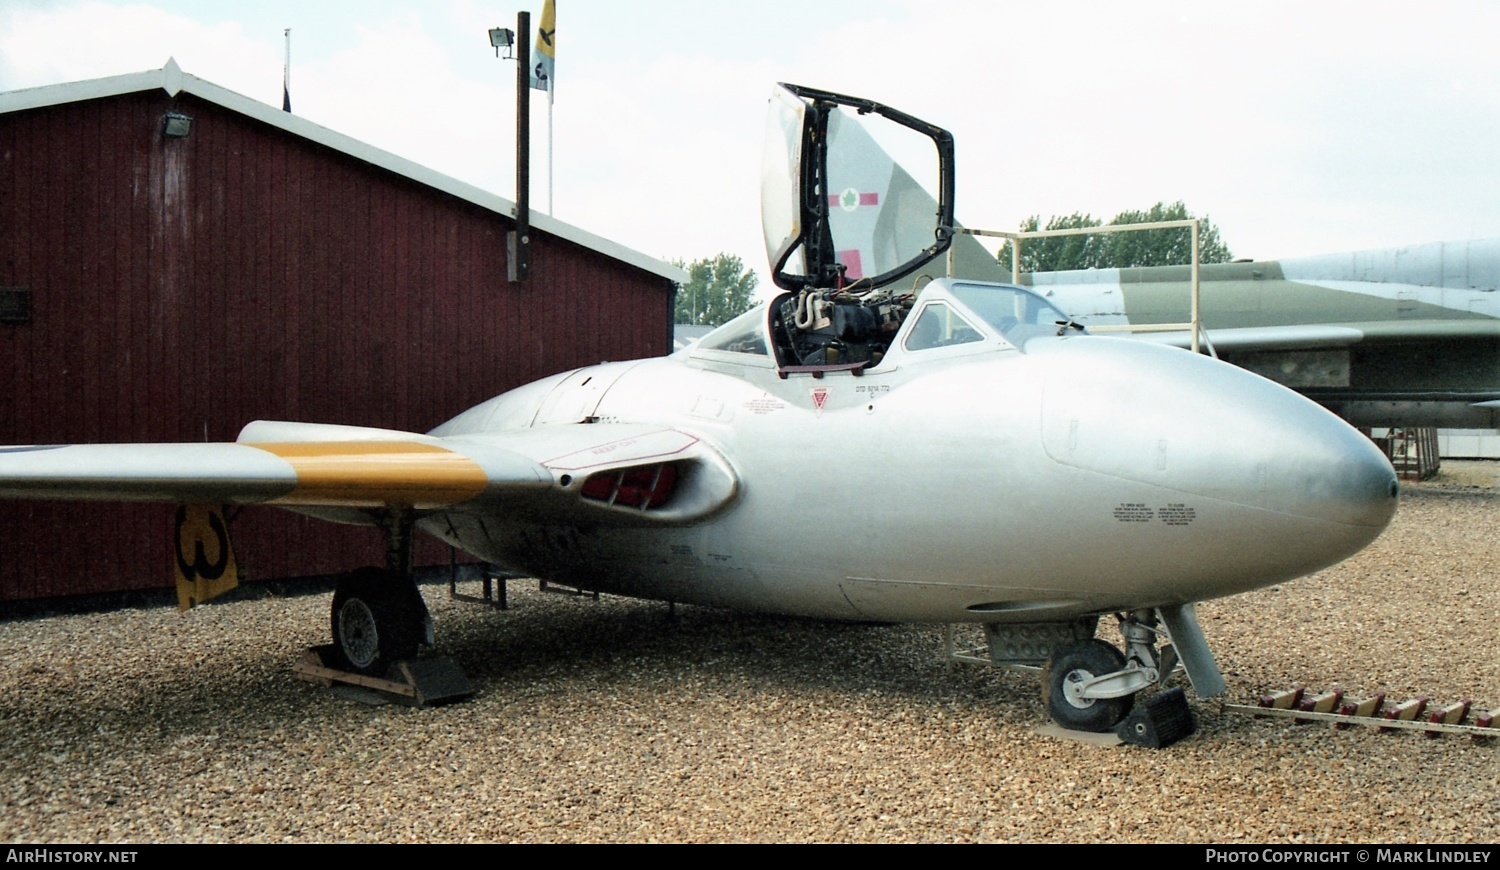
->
[2, 467, 1498, 843]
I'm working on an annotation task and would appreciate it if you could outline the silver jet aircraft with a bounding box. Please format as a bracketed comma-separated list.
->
[0, 84, 1399, 734]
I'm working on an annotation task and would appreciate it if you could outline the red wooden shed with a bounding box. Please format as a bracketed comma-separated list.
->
[0, 60, 683, 601]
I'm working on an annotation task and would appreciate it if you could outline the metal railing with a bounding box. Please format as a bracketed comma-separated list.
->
[947, 218, 1205, 353]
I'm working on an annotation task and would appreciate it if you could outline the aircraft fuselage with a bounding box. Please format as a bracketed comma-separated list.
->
[422, 314, 1397, 625]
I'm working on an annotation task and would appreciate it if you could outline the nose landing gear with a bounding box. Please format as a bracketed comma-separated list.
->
[1039, 608, 1209, 747]
[1041, 638, 1131, 732]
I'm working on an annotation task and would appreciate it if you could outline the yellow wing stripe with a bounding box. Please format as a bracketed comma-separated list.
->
[247, 441, 489, 508]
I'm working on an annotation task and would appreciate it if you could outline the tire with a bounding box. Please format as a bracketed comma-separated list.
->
[1041, 638, 1131, 732]
[330, 567, 421, 676]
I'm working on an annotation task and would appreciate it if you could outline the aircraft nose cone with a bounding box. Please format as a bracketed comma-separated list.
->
[1282, 420, 1400, 529]
[1036, 337, 1397, 577]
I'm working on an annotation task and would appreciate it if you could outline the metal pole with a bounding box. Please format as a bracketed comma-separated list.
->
[510, 10, 531, 283]
[547, 88, 554, 215]
[1190, 220, 1201, 354]
[282, 29, 292, 113]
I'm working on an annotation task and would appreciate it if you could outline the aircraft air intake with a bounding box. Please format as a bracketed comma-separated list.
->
[579, 463, 678, 510]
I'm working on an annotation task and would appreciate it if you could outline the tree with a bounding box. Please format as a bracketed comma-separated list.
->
[996, 201, 1233, 273]
[672, 253, 758, 326]
[1001, 212, 1106, 274]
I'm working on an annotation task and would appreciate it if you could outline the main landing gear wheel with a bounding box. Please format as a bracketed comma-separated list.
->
[330, 567, 422, 677]
[1042, 638, 1132, 733]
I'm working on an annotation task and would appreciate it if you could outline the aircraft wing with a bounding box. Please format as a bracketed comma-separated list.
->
[1126, 319, 1500, 427]
[1136, 319, 1500, 352]
[1135, 323, 1364, 352]
[0, 421, 739, 526]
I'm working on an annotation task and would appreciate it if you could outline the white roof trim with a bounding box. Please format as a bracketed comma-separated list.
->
[0, 59, 688, 285]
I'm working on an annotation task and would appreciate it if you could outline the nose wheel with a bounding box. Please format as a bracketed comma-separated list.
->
[1041, 638, 1132, 732]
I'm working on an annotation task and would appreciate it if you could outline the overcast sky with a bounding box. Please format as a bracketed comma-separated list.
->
[4, 1, 1499, 295]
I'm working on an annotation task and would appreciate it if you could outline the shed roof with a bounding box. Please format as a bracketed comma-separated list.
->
[0, 58, 688, 284]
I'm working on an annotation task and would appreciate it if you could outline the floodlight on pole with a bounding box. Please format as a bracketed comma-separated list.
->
[488, 16, 530, 283]
[488, 27, 515, 59]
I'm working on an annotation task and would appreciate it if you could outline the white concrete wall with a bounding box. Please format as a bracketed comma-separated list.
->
[1438, 430, 1500, 459]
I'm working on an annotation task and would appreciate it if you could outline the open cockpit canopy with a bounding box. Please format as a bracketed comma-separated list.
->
[757, 83, 967, 373]
[762, 83, 955, 295]
[744, 85, 1076, 374]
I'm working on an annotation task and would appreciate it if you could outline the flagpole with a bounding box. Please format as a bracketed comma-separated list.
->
[547, 86, 554, 214]
[282, 28, 292, 113]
